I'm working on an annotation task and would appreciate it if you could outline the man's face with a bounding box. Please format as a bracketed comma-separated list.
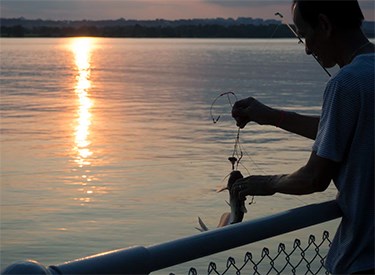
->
[292, 3, 336, 68]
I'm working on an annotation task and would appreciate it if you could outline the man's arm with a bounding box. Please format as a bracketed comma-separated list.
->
[233, 151, 338, 198]
[232, 97, 320, 140]
[271, 151, 337, 195]
[270, 108, 320, 140]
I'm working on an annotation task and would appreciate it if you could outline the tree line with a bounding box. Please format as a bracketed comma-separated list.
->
[1, 24, 295, 38]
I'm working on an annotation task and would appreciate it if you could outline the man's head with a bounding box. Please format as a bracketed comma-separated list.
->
[292, 0, 364, 68]
[292, 0, 364, 30]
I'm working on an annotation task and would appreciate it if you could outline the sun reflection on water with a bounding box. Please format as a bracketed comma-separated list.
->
[71, 37, 95, 204]
[72, 38, 93, 166]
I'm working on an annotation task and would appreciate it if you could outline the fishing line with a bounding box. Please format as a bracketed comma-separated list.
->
[209, 91, 238, 124]
[210, 92, 244, 170]
[210, 91, 257, 206]
[210, 91, 267, 176]
[231, 128, 243, 171]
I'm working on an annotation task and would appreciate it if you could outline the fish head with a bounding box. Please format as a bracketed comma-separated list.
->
[227, 170, 243, 190]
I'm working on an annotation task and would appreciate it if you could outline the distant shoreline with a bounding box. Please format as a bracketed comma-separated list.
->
[1, 17, 374, 38]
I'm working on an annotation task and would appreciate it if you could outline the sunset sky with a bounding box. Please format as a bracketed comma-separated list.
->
[1, 0, 374, 22]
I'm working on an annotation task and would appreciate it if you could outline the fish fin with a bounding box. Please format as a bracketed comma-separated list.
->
[197, 217, 209, 232]
[216, 186, 228, 193]
[217, 212, 231, 228]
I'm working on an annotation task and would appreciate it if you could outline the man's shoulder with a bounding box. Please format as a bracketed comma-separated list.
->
[331, 54, 374, 87]
[344, 53, 375, 75]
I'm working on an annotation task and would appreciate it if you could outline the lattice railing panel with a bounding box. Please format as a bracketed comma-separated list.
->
[171, 231, 331, 275]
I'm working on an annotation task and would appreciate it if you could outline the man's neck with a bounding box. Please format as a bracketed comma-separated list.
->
[334, 29, 373, 67]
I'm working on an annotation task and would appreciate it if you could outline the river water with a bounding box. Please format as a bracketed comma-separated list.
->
[1, 38, 340, 274]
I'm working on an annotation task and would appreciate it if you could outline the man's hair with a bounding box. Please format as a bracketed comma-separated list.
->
[292, 0, 364, 29]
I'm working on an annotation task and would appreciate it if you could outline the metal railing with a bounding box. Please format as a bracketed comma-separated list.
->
[2, 200, 342, 275]
[181, 230, 333, 275]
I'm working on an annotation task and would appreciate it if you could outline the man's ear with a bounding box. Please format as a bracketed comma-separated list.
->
[317, 14, 333, 38]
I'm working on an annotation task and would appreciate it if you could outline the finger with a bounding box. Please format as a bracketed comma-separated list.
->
[231, 114, 246, 128]
[233, 181, 249, 199]
[239, 182, 256, 199]
[236, 122, 246, 129]
[238, 189, 249, 200]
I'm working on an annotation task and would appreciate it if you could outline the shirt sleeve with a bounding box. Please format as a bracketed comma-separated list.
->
[313, 73, 360, 162]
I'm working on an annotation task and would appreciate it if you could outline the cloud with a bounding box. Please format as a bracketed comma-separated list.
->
[0, 0, 209, 20]
[0, 0, 373, 21]
[1, 0, 80, 19]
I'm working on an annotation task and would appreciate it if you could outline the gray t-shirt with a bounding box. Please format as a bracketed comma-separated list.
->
[313, 53, 374, 274]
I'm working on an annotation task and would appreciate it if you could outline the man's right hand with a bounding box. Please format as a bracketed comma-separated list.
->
[231, 97, 273, 128]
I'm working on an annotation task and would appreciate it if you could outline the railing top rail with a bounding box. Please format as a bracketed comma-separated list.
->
[2, 200, 342, 275]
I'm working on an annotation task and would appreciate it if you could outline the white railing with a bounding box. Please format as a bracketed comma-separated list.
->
[2, 200, 342, 275]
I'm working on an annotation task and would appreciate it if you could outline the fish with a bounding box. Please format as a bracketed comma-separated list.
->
[227, 170, 247, 224]
[195, 170, 247, 232]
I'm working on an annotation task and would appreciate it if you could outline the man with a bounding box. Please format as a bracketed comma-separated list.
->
[231, 0, 374, 274]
